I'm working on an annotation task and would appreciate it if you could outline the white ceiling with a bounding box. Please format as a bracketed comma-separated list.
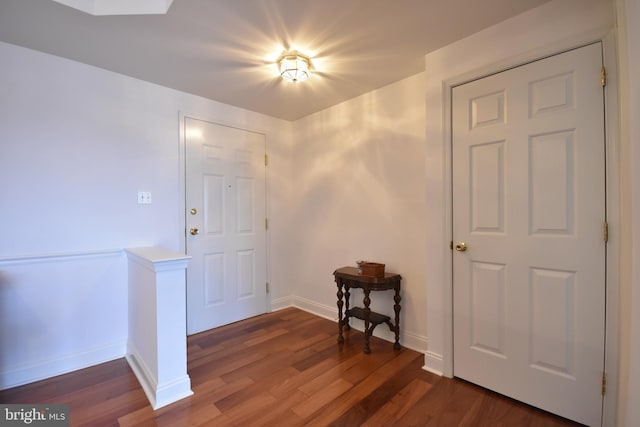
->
[0, 0, 551, 121]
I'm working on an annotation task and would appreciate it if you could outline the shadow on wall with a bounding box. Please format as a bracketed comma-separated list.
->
[290, 78, 426, 278]
[283, 74, 428, 351]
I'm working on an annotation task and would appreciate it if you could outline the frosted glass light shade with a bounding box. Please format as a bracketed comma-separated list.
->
[279, 55, 309, 82]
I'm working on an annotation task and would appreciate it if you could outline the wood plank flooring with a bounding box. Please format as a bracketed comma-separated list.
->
[0, 308, 580, 426]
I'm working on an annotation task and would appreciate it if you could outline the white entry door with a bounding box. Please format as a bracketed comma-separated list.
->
[452, 43, 606, 426]
[185, 117, 267, 335]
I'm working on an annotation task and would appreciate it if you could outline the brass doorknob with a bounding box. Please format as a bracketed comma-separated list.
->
[190, 227, 199, 236]
[455, 242, 467, 252]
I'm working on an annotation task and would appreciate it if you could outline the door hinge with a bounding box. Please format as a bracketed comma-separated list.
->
[265, 154, 269, 166]
[601, 66, 607, 87]
[265, 218, 268, 230]
[603, 221, 609, 243]
[601, 372, 607, 395]
[266, 282, 270, 293]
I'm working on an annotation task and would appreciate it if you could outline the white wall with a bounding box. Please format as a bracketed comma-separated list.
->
[0, 37, 425, 387]
[0, 41, 293, 388]
[0, 251, 126, 389]
[615, 0, 640, 425]
[286, 73, 428, 351]
[4, 7, 633, 423]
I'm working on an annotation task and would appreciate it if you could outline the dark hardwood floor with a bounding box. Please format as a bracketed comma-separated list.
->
[0, 307, 580, 426]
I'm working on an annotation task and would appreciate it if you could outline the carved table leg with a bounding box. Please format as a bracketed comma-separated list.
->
[363, 289, 371, 354]
[393, 285, 401, 350]
[337, 279, 344, 344]
[344, 286, 351, 331]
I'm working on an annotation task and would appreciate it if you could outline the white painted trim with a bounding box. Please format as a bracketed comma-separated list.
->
[0, 340, 126, 390]
[289, 296, 337, 321]
[154, 375, 193, 409]
[270, 295, 295, 312]
[178, 111, 272, 314]
[125, 350, 193, 410]
[125, 350, 156, 407]
[602, 29, 622, 427]
[425, 3, 615, 379]
[0, 248, 122, 266]
[278, 296, 428, 353]
[125, 247, 191, 272]
[178, 111, 187, 259]
[438, 41, 617, 381]
[264, 131, 272, 315]
[126, 246, 192, 410]
[0, 249, 127, 390]
[424, 3, 619, 423]
[398, 330, 428, 354]
[423, 352, 444, 376]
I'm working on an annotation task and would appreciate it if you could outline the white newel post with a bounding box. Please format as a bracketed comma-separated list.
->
[125, 247, 193, 410]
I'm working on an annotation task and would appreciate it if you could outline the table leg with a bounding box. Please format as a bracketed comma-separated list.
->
[344, 286, 351, 331]
[393, 286, 401, 350]
[337, 279, 344, 344]
[363, 289, 371, 354]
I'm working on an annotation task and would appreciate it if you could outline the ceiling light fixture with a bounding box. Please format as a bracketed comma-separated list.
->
[278, 52, 311, 83]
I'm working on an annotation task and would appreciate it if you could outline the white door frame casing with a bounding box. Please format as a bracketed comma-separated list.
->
[423, 1, 617, 425]
[183, 118, 268, 333]
[178, 111, 272, 315]
[451, 43, 607, 426]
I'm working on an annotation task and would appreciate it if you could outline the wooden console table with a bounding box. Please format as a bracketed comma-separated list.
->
[334, 266, 401, 354]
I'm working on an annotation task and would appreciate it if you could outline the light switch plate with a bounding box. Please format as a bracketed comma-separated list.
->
[137, 191, 152, 204]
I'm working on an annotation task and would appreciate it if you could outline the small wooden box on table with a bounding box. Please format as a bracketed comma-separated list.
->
[334, 266, 402, 354]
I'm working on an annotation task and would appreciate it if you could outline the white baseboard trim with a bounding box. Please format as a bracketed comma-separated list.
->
[270, 295, 295, 312]
[400, 330, 429, 354]
[272, 296, 428, 354]
[126, 346, 193, 410]
[290, 296, 338, 321]
[0, 340, 126, 390]
[423, 351, 446, 376]
[271, 295, 337, 321]
[125, 351, 155, 406]
[154, 375, 193, 409]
